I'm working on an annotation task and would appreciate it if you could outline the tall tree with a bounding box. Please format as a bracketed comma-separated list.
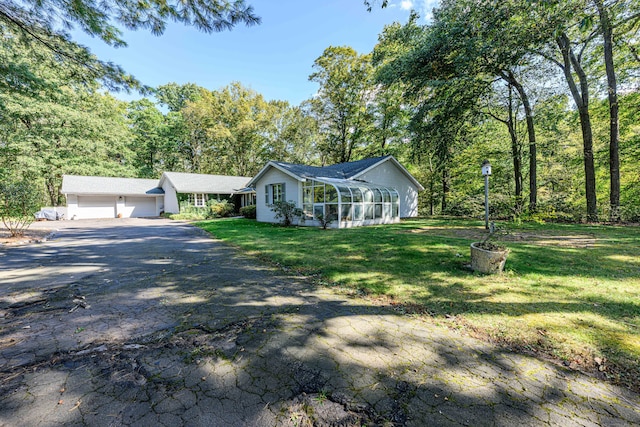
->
[589, 0, 640, 221]
[182, 82, 273, 176]
[553, 28, 599, 221]
[155, 83, 206, 112]
[0, 33, 137, 204]
[483, 82, 526, 213]
[309, 46, 374, 164]
[127, 99, 167, 177]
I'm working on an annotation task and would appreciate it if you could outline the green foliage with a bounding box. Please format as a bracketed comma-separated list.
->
[309, 46, 374, 163]
[155, 83, 206, 112]
[0, 0, 260, 93]
[170, 199, 235, 220]
[0, 179, 42, 237]
[239, 205, 256, 219]
[178, 82, 319, 176]
[171, 201, 209, 220]
[126, 99, 167, 178]
[208, 200, 234, 218]
[269, 201, 304, 227]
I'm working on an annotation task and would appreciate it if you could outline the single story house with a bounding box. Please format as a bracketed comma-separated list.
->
[62, 172, 253, 219]
[247, 155, 424, 228]
[158, 172, 254, 213]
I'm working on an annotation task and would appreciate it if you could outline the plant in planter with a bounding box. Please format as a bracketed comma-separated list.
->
[470, 223, 509, 274]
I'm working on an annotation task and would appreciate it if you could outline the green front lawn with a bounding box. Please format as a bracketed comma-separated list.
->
[197, 217, 640, 391]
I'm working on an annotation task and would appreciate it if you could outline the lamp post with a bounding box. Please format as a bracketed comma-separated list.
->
[481, 160, 492, 229]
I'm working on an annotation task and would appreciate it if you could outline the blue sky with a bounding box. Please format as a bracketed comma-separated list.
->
[74, 0, 438, 106]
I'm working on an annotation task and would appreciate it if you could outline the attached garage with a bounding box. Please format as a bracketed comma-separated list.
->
[62, 176, 164, 219]
[123, 197, 158, 218]
[76, 196, 116, 219]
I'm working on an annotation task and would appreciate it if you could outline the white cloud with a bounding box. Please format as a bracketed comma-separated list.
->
[417, 0, 439, 21]
[400, 0, 414, 10]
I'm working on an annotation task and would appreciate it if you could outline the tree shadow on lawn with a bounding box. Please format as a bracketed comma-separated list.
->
[1, 221, 639, 425]
[333, 239, 640, 391]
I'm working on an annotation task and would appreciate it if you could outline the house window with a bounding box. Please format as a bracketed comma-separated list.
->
[265, 183, 286, 204]
[189, 193, 207, 207]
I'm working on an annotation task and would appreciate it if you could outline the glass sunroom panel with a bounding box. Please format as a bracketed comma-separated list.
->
[341, 204, 352, 221]
[326, 204, 338, 221]
[383, 204, 391, 218]
[325, 185, 338, 203]
[392, 203, 399, 218]
[391, 190, 399, 203]
[382, 188, 391, 203]
[314, 185, 325, 203]
[313, 205, 324, 219]
[338, 186, 351, 202]
[373, 188, 383, 203]
[353, 204, 364, 221]
[303, 186, 313, 204]
[363, 188, 373, 203]
[303, 204, 314, 219]
[374, 204, 382, 218]
[351, 188, 362, 202]
[365, 204, 374, 220]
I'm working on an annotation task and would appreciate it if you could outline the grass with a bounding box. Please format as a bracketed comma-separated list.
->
[196, 217, 640, 391]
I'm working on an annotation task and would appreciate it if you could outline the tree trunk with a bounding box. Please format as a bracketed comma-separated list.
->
[441, 168, 449, 213]
[506, 71, 537, 213]
[506, 84, 524, 213]
[556, 33, 598, 222]
[594, 0, 620, 222]
[428, 157, 435, 216]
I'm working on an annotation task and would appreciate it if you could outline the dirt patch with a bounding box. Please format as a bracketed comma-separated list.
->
[404, 226, 596, 249]
[0, 227, 53, 246]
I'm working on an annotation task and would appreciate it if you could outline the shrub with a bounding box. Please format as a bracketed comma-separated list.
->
[208, 200, 234, 218]
[172, 201, 209, 220]
[240, 205, 256, 219]
[0, 179, 42, 237]
[269, 200, 304, 226]
[315, 213, 332, 229]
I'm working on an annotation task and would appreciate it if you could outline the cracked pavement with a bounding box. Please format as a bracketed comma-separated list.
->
[1, 218, 638, 426]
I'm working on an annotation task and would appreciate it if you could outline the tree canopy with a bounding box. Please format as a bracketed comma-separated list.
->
[1, 0, 639, 224]
[0, 0, 260, 92]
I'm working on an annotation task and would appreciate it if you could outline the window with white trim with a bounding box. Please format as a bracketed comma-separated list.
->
[188, 193, 207, 207]
[266, 183, 285, 204]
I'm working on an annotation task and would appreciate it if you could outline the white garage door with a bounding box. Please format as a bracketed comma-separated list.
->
[124, 197, 157, 218]
[76, 196, 116, 219]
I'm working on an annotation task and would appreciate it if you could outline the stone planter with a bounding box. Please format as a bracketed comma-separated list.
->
[470, 242, 508, 274]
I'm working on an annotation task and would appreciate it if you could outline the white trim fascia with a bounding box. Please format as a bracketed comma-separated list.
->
[158, 173, 169, 188]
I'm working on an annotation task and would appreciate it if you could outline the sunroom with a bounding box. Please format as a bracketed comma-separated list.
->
[302, 178, 400, 228]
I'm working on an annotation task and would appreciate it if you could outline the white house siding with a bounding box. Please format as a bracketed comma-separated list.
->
[358, 161, 420, 218]
[255, 168, 302, 224]
[162, 182, 179, 214]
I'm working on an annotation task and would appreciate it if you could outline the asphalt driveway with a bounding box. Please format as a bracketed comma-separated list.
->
[1, 218, 638, 426]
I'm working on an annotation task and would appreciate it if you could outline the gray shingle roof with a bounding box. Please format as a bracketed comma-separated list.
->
[272, 156, 390, 179]
[160, 172, 252, 194]
[61, 175, 164, 196]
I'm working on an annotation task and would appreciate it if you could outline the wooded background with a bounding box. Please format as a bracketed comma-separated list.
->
[1, 0, 638, 222]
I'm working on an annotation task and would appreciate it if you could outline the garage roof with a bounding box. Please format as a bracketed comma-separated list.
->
[62, 175, 164, 196]
[159, 172, 252, 194]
